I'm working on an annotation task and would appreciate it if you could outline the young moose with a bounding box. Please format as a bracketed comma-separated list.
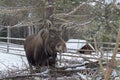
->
[24, 26, 67, 72]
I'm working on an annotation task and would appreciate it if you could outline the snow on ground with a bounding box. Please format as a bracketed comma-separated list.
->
[0, 41, 120, 71]
[0, 41, 120, 79]
[0, 41, 25, 55]
[0, 52, 28, 71]
[0, 41, 92, 71]
[0, 42, 28, 71]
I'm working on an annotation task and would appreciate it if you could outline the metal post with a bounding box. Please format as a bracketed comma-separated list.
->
[7, 26, 10, 53]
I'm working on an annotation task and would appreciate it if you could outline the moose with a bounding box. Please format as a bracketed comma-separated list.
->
[24, 25, 67, 72]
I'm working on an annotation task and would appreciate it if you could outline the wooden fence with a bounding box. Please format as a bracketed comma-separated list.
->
[0, 36, 120, 55]
[0, 25, 120, 58]
[0, 25, 30, 54]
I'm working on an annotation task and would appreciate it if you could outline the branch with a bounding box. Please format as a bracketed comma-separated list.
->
[66, 17, 94, 29]
[12, 18, 43, 28]
[0, 18, 43, 28]
[112, 0, 120, 10]
[0, 68, 98, 80]
[104, 28, 120, 80]
[93, 37, 104, 76]
[67, 3, 86, 15]
[53, 2, 88, 17]
[0, 6, 40, 14]
[74, 19, 93, 26]
[0, 73, 48, 80]
[50, 68, 98, 78]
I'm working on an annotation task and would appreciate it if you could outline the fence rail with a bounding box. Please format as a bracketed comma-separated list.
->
[0, 37, 25, 41]
[0, 37, 119, 54]
[0, 25, 120, 57]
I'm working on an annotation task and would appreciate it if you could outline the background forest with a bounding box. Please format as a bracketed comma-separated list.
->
[0, 0, 120, 43]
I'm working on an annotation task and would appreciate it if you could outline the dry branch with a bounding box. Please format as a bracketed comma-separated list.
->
[66, 3, 87, 15]
[93, 37, 104, 75]
[0, 6, 40, 14]
[12, 18, 43, 28]
[56, 61, 101, 71]
[0, 18, 43, 29]
[0, 73, 48, 80]
[0, 68, 98, 80]
[72, 18, 94, 26]
[52, 1, 93, 28]
[50, 68, 98, 77]
[53, 1, 89, 17]
[104, 28, 120, 80]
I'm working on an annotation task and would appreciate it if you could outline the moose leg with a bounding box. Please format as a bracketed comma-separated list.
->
[28, 62, 34, 74]
[49, 54, 57, 68]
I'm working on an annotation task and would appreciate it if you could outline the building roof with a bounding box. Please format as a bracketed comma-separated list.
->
[66, 39, 94, 52]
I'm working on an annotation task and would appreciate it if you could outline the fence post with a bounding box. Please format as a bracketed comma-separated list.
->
[7, 26, 10, 53]
[28, 26, 32, 36]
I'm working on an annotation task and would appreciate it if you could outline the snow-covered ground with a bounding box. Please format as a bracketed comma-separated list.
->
[0, 41, 120, 80]
[0, 52, 28, 71]
[0, 42, 28, 71]
[0, 41, 120, 71]
[0, 41, 97, 71]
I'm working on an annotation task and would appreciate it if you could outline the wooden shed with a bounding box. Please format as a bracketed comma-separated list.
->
[66, 39, 95, 55]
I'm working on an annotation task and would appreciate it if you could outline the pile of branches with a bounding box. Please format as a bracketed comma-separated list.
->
[0, 61, 119, 80]
[0, 61, 102, 80]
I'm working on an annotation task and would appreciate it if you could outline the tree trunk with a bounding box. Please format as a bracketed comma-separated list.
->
[104, 28, 120, 80]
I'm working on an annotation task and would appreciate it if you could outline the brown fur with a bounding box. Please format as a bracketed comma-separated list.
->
[24, 27, 66, 68]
